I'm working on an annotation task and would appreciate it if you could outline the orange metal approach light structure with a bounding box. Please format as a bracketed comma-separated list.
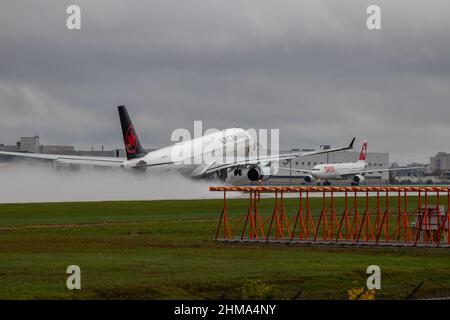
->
[210, 186, 450, 248]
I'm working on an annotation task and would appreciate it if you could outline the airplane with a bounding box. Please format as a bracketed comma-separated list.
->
[281, 140, 423, 186]
[0, 105, 355, 183]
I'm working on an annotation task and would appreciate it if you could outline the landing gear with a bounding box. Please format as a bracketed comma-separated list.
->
[217, 169, 228, 181]
[323, 180, 331, 186]
[233, 169, 242, 176]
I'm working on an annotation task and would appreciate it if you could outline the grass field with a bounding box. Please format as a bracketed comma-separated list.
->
[0, 197, 449, 299]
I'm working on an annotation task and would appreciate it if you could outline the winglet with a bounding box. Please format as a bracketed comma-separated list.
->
[349, 137, 356, 149]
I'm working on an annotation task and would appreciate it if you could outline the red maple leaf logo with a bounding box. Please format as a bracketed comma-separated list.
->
[126, 126, 137, 154]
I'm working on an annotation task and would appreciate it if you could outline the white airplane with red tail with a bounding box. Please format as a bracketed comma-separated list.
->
[283, 141, 423, 185]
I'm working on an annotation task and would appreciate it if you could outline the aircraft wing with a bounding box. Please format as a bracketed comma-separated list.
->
[297, 137, 355, 157]
[356, 166, 424, 175]
[336, 166, 425, 178]
[278, 168, 313, 174]
[202, 137, 355, 176]
[0, 151, 126, 167]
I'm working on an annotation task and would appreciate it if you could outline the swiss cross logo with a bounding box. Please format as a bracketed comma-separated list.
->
[359, 142, 368, 161]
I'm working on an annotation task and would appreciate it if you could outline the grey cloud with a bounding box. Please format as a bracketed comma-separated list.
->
[0, 0, 449, 163]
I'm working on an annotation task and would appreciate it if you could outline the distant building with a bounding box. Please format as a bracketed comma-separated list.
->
[430, 152, 450, 174]
[0, 134, 149, 159]
[39, 145, 75, 153]
[20, 135, 39, 153]
[390, 162, 428, 177]
[0, 143, 19, 152]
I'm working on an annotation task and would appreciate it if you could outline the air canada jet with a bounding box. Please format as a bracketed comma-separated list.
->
[0, 106, 355, 182]
[282, 141, 423, 185]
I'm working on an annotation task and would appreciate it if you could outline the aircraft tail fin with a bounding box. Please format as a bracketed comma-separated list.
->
[358, 140, 368, 163]
[118, 105, 147, 160]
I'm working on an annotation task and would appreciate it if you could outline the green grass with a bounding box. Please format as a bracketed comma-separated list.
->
[0, 197, 449, 299]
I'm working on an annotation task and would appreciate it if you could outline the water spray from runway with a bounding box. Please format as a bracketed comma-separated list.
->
[0, 164, 226, 203]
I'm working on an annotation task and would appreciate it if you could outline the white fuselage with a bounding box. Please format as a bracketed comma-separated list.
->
[310, 162, 366, 180]
[122, 128, 256, 174]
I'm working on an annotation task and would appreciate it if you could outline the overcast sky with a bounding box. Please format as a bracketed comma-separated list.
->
[0, 0, 449, 164]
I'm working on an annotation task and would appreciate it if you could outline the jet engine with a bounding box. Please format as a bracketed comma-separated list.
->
[247, 165, 271, 181]
[352, 174, 365, 183]
[304, 175, 314, 183]
[121, 160, 147, 173]
[134, 160, 148, 173]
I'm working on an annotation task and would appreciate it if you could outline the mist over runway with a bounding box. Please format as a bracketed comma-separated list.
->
[0, 164, 225, 203]
[0, 163, 444, 204]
